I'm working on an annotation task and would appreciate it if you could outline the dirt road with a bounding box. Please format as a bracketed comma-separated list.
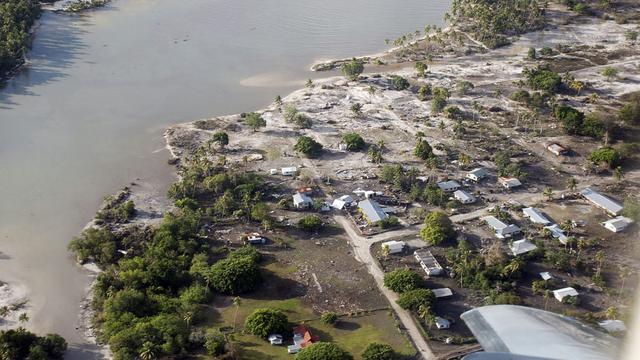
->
[334, 215, 436, 360]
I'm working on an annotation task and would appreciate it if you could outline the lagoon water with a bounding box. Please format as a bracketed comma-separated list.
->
[0, 0, 449, 356]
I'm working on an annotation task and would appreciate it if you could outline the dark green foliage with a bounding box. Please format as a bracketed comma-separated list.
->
[396, 288, 435, 312]
[588, 147, 622, 168]
[212, 132, 229, 147]
[378, 216, 399, 230]
[449, 0, 547, 48]
[321, 312, 338, 325]
[527, 47, 536, 59]
[556, 105, 585, 134]
[210, 255, 262, 294]
[444, 106, 464, 120]
[423, 185, 447, 207]
[204, 329, 226, 356]
[0, 329, 67, 360]
[298, 215, 324, 232]
[68, 227, 118, 266]
[420, 211, 456, 245]
[296, 342, 354, 360]
[341, 58, 364, 81]
[97, 198, 136, 223]
[414, 139, 434, 160]
[485, 291, 522, 305]
[342, 133, 366, 151]
[539, 47, 553, 56]
[244, 308, 289, 338]
[229, 246, 262, 263]
[383, 268, 425, 293]
[524, 66, 562, 93]
[619, 95, 640, 125]
[390, 75, 410, 90]
[431, 95, 447, 113]
[362, 343, 397, 360]
[245, 112, 267, 131]
[294, 136, 323, 158]
[0, 0, 41, 77]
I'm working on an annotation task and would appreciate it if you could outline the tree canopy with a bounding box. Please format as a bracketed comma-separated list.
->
[244, 308, 289, 338]
[294, 136, 323, 158]
[341, 58, 364, 81]
[362, 343, 397, 360]
[396, 288, 435, 312]
[383, 268, 425, 293]
[342, 133, 366, 151]
[245, 112, 267, 131]
[420, 211, 456, 245]
[295, 342, 353, 360]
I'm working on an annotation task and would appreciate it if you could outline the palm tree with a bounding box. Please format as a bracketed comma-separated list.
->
[306, 79, 314, 88]
[381, 244, 390, 260]
[605, 306, 618, 320]
[618, 266, 631, 301]
[367, 86, 376, 95]
[0, 306, 9, 318]
[595, 250, 605, 279]
[139, 342, 158, 360]
[570, 80, 585, 95]
[614, 167, 624, 182]
[232, 297, 242, 332]
[602, 67, 618, 81]
[351, 103, 363, 117]
[543, 290, 551, 310]
[18, 313, 28, 325]
[418, 305, 436, 329]
[566, 177, 577, 192]
[183, 312, 193, 328]
[543, 187, 553, 201]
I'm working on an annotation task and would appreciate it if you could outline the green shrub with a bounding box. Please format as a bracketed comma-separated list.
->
[362, 342, 396, 360]
[294, 136, 323, 158]
[588, 147, 622, 168]
[204, 329, 226, 356]
[244, 308, 289, 338]
[396, 288, 435, 312]
[298, 215, 324, 232]
[341, 58, 364, 80]
[524, 66, 562, 93]
[383, 268, 424, 293]
[390, 75, 410, 90]
[420, 211, 455, 245]
[296, 342, 353, 360]
[321, 312, 338, 325]
[342, 133, 366, 151]
[210, 256, 262, 294]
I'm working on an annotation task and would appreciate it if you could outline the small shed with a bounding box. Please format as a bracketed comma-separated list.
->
[547, 143, 568, 156]
[481, 216, 521, 239]
[382, 240, 405, 254]
[432, 288, 453, 298]
[247, 233, 266, 245]
[553, 287, 578, 302]
[435, 317, 451, 330]
[293, 193, 313, 209]
[281, 167, 298, 176]
[602, 216, 633, 233]
[466, 167, 489, 182]
[268, 334, 283, 345]
[454, 190, 476, 204]
[539, 272, 553, 281]
[499, 177, 522, 189]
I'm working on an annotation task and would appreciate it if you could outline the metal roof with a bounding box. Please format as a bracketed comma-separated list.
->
[510, 240, 537, 256]
[438, 180, 461, 191]
[580, 188, 623, 215]
[358, 199, 388, 223]
[461, 305, 619, 360]
[455, 190, 476, 202]
[522, 207, 551, 225]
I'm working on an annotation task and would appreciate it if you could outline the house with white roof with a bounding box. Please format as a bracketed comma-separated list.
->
[437, 180, 461, 192]
[293, 193, 313, 209]
[358, 199, 388, 224]
[382, 240, 405, 254]
[414, 249, 444, 276]
[281, 167, 297, 176]
[454, 190, 476, 204]
[599, 320, 626, 333]
[466, 167, 489, 182]
[332, 195, 354, 210]
[544, 224, 569, 244]
[481, 216, 522, 239]
[539, 272, 553, 281]
[510, 239, 538, 256]
[499, 177, 522, 189]
[553, 287, 578, 302]
[580, 188, 623, 216]
[602, 216, 633, 233]
[522, 207, 552, 225]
